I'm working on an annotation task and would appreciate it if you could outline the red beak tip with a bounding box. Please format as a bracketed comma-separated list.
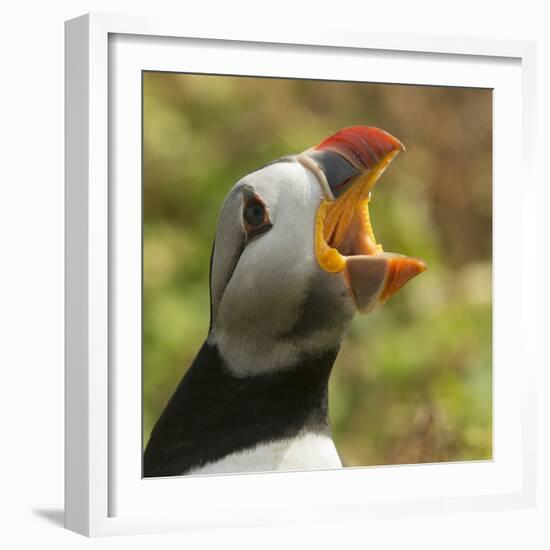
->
[314, 126, 404, 171]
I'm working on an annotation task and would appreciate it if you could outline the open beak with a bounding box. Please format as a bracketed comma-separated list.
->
[298, 126, 427, 314]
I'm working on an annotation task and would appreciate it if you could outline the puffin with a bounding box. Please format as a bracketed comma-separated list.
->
[144, 126, 426, 477]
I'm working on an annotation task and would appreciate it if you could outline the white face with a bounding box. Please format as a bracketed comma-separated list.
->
[208, 159, 355, 376]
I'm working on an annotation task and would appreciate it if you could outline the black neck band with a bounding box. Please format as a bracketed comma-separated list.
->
[144, 341, 337, 477]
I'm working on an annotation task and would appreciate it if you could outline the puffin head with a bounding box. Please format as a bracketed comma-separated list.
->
[207, 126, 427, 376]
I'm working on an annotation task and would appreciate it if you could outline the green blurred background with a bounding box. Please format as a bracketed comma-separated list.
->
[143, 72, 492, 466]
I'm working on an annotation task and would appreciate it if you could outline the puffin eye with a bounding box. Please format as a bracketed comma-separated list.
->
[242, 195, 272, 240]
[244, 200, 266, 227]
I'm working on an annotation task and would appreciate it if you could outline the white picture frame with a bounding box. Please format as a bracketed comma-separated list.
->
[65, 12, 537, 537]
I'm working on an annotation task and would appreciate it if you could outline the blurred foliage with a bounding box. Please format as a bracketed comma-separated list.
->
[143, 72, 492, 466]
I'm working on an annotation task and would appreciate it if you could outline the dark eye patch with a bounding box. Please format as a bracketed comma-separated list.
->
[242, 189, 272, 241]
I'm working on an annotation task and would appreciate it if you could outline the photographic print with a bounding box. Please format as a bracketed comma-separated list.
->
[142, 73, 492, 477]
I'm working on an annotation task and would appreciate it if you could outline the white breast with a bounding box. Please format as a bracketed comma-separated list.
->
[187, 433, 342, 476]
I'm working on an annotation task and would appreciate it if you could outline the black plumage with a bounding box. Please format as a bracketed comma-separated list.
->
[143, 342, 337, 477]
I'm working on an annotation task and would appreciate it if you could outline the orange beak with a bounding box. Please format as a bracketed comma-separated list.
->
[299, 126, 427, 314]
